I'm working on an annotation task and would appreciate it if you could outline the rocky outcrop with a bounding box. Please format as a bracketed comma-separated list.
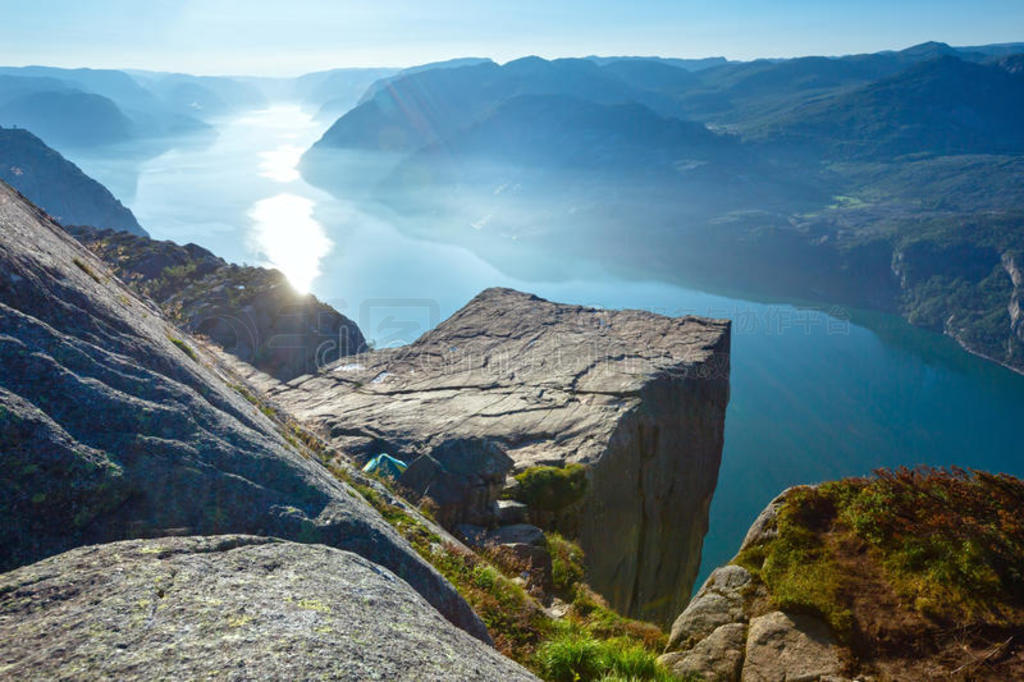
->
[1004, 251, 1024, 351]
[660, 529, 849, 682]
[68, 225, 366, 380]
[0, 181, 485, 641]
[398, 437, 514, 528]
[663, 472, 1024, 680]
[261, 287, 731, 625]
[0, 535, 537, 681]
[0, 127, 144, 235]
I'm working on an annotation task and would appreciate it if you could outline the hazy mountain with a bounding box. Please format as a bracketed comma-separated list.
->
[760, 56, 1024, 158]
[289, 67, 400, 120]
[127, 71, 268, 118]
[303, 42, 1024, 373]
[0, 90, 134, 148]
[585, 55, 728, 71]
[597, 59, 702, 93]
[0, 66, 209, 145]
[0, 126, 144, 234]
[311, 56, 688, 153]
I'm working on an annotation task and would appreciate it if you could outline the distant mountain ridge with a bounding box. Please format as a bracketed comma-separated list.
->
[303, 41, 1024, 374]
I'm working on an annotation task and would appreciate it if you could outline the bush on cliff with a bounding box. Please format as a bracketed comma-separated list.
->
[508, 463, 588, 512]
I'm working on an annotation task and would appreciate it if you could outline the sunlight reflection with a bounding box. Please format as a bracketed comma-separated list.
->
[258, 144, 305, 182]
[248, 193, 331, 293]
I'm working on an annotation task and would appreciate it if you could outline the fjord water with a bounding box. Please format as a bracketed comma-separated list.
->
[72, 105, 1024, 586]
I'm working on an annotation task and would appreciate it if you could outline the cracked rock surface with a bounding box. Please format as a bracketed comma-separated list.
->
[260, 287, 731, 625]
[0, 535, 537, 681]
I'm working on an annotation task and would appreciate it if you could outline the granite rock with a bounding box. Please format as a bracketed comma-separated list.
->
[0, 535, 537, 681]
[263, 287, 731, 625]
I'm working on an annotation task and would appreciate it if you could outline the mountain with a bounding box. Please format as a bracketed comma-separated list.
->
[0, 126, 144, 234]
[0, 90, 134, 148]
[304, 44, 1024, 375]
[0, 65, 209, 144]
[760, 56, 1024, 158]
[127, 71, 268, 118]
[291, 67, 400, 120]
[586, 55, 729, 71]
[311, 56, 689, 154]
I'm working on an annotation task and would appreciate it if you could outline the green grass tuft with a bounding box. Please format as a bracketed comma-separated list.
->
[167, 335, 199, 362]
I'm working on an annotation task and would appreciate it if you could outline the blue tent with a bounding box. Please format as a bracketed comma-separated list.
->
[362, 453, 408, 479]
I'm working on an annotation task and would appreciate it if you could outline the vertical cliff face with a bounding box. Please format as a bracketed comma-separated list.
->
[586, 369, 729, 624]
[261, 288, 731, 626]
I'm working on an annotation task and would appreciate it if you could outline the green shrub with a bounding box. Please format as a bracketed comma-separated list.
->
[510, 463, 588, 512]
[535, 631, 606, 682]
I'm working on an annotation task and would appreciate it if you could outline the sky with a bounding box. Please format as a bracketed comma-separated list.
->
[0, 0, 1021, 76]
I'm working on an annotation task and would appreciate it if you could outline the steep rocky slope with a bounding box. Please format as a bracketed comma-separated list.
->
[0, 180, 486, 642]
[67, 226, 365, 380]
[259, 287, 731, 626]
[0, 127, 144, 235]
[0, 536, 536, 681]
[661, 468, 1024, 680]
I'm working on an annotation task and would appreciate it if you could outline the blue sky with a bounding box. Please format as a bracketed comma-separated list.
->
[0, 0, 1021, 75]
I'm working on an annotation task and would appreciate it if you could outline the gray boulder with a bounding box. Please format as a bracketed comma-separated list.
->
[742, 611, 845, 682]
[0, 182, 485, 642]
[0, 535, 538, 681]
[660, 622, 747, 681]
[667, 564, 753, 651]
[263, 287, 731, 625]
[398, 438, 513, 528]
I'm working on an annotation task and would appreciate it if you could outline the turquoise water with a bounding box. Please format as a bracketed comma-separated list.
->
[72, 105, 1024, 588]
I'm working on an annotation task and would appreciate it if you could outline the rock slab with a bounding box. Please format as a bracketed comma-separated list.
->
[0, 535, 537, 681]
[265, 287, 731, 625]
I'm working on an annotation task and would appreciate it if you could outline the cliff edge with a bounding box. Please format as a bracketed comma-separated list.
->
[262, 287, 731, 626]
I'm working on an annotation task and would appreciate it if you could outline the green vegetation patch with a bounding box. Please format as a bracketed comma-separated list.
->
[736, 467, 1024, 637]
[508, 463, 588, 512]
[549, 533, 586, 597]
[166, 335, 199, 362]
[339, 473, 672, 679]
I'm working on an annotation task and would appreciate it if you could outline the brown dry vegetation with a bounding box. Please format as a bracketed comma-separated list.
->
[736, 467, 1024, 680]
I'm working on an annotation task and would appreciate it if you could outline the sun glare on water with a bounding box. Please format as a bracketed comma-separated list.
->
[248, 193, 331, 294]
[258, 144, 305, 182]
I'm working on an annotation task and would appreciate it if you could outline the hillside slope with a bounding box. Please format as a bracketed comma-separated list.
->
[68, 226, 365, 380]
[0, 180, 486, 642]
[0, 127, 144, 234]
